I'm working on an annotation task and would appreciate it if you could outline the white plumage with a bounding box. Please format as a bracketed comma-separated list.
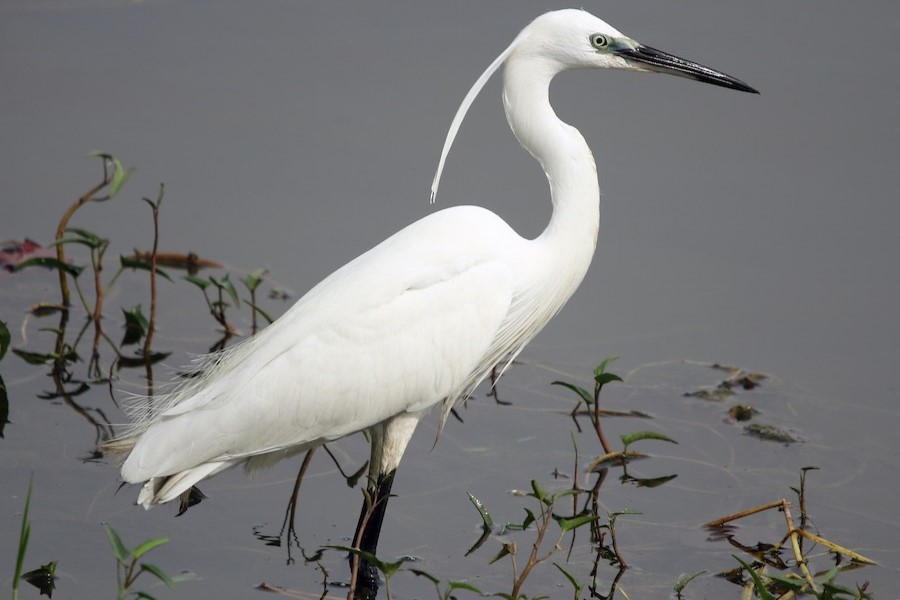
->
[110, 10, 756, 525]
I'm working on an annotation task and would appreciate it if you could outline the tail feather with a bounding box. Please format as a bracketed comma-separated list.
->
[136, 461, 232, 509]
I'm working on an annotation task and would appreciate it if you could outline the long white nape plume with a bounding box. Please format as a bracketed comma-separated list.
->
[429, 30, 532, 204]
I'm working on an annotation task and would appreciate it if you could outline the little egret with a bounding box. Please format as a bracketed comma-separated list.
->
[107, 7, 756, 591]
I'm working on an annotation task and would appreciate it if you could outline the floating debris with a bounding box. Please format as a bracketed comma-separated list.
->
[1, 238, 56, 271]
[727, 404, 757, 422]
[130, 250, 222, 274]
[686, 365, 769, 401]
[684, 386, 734, 401]
[744, 423, 798, 444]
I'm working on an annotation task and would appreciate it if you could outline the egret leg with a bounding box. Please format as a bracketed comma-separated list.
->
[348, 411, 423, 598]
[350, 469, 396, 597]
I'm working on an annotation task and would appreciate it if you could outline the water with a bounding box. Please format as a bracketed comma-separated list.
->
[2, 1, 899, 597]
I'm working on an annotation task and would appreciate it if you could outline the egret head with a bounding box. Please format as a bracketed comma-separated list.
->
[430, 9, 758, 202]
[516, 9, 758, 93]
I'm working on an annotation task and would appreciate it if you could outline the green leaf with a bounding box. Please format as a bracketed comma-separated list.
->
[36, 382, 90, 400]
[66, 226, 103, 240]
[219, 275, 241, 308]
[530, 480, 549, 504]
[14, 257, 84, 277]
[1, 374, 8, 438]
[135, 591, 158, 599]
[14, 475, 34, 586]
[488, 542, 514, 565]
[131, 537, 169, 560]
[140, 562, 175, 588]
[407, 568, 440, 585]
[554, 512, 599, 533]
[12, 349, 57, 365]
[142, 182, 165, 209]
[53, 227, 108, 249]
[21, 561, 58, 597]
[183, 274, 210, 290]
[467, 491, 494, 529]
[815, 566, 844, 587]
[448, 581, 484, 594]
[630, 473, 678, 488]
[121, 305, 149, 346]
[594, 356, 619, 376]
[588, 450, 648, 471]
[551, 380, 593, 406]
[673, 569, 706, 593]
[553, 562, 583, 592]
[499, 506, 537, 532]
[464, 526, 491, 556]
[0, 320, 9, 360]
[246, 300, 275, 325]
[108, 157, 134, 198]
[104, 524, 130, 565]
[594, 356, 623, 387]
[764, 572, 804, 591]
[519, 507, 536, 530]
[549, 487, 580, 503]
[609, 508, 641, 518]
[620, 430, 678, 447]
[242, 267, 268, 292]
[325, 545, 404, 578]
[733, 556, 775, 600]
[594, 372, 623, 387]
[120, 256, 174, 281]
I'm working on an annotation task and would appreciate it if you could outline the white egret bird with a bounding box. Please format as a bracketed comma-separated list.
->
[108, 7, 756, 590]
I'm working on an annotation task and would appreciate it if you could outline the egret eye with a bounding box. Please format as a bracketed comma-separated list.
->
[590, 34, 610, 50]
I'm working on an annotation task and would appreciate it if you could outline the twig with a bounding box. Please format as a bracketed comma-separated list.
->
[704, 499, 785, 527]
[142, 184, 164, 361]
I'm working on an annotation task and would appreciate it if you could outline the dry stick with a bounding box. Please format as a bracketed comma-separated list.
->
[703, 499, 786, 528]
[740, 576, 754, 600]
[708, 495, 876, 598]
[781, 501, 818, 592]
[792, 529, 876, 565]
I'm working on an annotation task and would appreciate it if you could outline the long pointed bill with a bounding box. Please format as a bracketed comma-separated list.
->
[616, 44, 759, 94]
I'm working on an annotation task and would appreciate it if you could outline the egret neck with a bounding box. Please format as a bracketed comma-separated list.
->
[502, 53, 600, 308]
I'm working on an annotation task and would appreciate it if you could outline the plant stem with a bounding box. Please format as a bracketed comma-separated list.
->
[54, 164, 111, 306]
[143, 186, 163, 360]
[592, 380, 613, 454]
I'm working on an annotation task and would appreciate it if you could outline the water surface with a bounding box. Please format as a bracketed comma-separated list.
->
[2, 1, 898, 597]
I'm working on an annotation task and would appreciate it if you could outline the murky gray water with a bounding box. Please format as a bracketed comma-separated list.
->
[2, 1, 899, 597]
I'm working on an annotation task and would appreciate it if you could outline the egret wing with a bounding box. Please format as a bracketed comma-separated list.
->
[122, 206, 523, 481]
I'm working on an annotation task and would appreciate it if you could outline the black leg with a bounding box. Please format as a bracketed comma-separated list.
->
[350, 469, 396, 599]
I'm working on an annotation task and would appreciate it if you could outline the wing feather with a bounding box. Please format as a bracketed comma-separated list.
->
[120, 206, 524, 482]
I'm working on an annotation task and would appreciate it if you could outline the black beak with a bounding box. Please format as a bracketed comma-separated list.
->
[616, 44, 759, 94]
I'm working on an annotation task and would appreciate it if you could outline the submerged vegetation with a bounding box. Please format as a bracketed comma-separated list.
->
[0, 156, 880, 598]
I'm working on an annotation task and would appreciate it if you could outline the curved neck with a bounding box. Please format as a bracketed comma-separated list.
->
[502, 55, 600, 281]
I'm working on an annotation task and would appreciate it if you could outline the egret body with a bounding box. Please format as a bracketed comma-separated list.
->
[109, 8, 756, 592]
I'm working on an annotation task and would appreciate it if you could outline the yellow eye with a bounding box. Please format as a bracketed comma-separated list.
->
[590, 34, 610, 49]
